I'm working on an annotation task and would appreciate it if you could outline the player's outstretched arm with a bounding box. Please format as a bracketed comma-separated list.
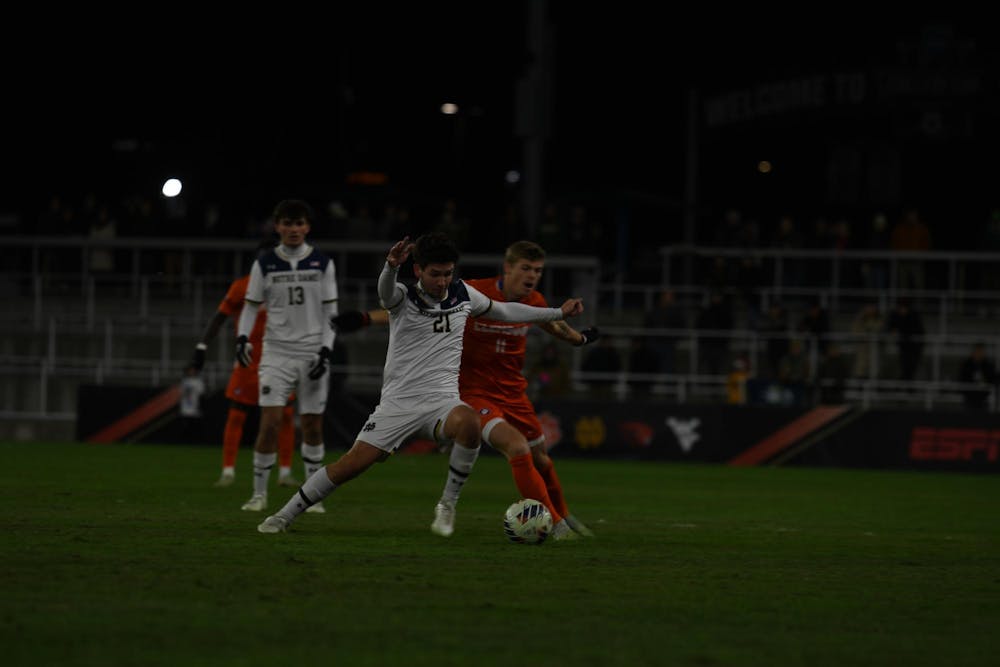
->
[540, 320, 600, 347]
[330, 309, 390, 332]
[558, 298, 584, 319]
[386, 236, 415, 267]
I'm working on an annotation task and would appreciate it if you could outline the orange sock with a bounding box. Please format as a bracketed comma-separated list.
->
[536, 459, 570, 519]
[221, 407, 246, 469]
[277, 405, 296, 468]
[509, 453, 562, 523]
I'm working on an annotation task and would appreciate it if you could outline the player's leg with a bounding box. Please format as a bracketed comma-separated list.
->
[215, 401, 250, 487]
[276, 403, 299, 487]
[241, 406, 284, 511]
[296, 364, 331, 513]
[509, 397, 593, 538]
[242, 358, 295, 511]
[430, 402, 482, 537]
[258, 439, 384, 533]
[481, 417, 564, 525]
[530, 443, 593, 537]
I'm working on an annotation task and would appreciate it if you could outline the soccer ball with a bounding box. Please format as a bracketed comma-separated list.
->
[503, 498, 552, 545]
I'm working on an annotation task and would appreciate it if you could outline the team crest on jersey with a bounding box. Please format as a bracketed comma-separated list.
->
[363, 421, 376, 432]
[479, 407, 491, 415]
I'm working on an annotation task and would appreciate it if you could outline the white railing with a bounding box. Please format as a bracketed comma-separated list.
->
[2, 237, 999, 418]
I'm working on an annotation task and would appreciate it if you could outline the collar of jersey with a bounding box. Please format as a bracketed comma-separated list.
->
[276, 243, 312, 262]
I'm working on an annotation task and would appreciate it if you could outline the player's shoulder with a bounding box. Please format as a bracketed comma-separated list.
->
[304, 245, 334, 268]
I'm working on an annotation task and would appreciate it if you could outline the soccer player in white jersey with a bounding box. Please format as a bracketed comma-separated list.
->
[235, 200, 339, 513]
[257, 232, 584, 535]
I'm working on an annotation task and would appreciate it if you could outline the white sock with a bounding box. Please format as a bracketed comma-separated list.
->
[441, 443, 479, 503]
[252, 451, 276, 497]
[301, 442, 325, 479]
[278, 465, 292, 479]
[276, 467, 337, 522]
[220, 466, 234, 477]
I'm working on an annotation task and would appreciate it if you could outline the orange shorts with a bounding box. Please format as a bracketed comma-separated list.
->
[225, 365, 258, 406]
[463, 393, 543, 445]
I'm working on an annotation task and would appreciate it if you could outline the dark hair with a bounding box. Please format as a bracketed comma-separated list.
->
[504, 240, 545, 265]
[413, 232, 459, 267]
[272, 199, 315, 223]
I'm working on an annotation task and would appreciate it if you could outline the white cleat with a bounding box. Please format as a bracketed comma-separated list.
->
[241, 494, 268, 512]
[213, 474, 235, 488]
[430, 499, 456, 537]
[551, 519, 579, 541]
[278, 475, 301, 488]
[257, 515, 289, 534]
[305, 501, 326, 514]
[564, 514, 595, 538]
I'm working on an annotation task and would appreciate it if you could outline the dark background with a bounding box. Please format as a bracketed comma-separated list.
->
[4, 5, 997, 250]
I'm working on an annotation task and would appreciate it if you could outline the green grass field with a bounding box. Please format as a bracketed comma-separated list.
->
[3, 441, 998, 667]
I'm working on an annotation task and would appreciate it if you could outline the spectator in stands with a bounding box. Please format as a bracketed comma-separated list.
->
[644, 288, 685, 375]
[957, 342, 998, 410]
[771, 214, 804, 288]
[626, 336, 660, 396]
[581, 335, 622, 397]
[860, 212, 891, 291]
[850, 302, 884, 379]
[696, 290, 733, 376]
[88, 205, 117, 275]
[777, 338, 810, 405]
[886, 299, 925, 381]
[726, 356, 749, 405]
[758, 301, 789, 380]
[816, 342, 851, 404]
[526, 341, 572, 399]
[890, 207, 932, 292]
[798, 297, 831, 354]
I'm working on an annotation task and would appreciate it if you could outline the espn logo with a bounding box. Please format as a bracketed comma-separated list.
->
[909, 427, 1000, 462]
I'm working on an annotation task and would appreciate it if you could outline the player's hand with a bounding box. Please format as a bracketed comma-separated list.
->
[559, 298, 584, 318]
[576, 327, 600, 346]
[190, 343, 207, 371]
[235, 335, 253, 368]
[308, 347, 332, 380]
[386, 236, 414, 268]
[331, 311, 371, 333]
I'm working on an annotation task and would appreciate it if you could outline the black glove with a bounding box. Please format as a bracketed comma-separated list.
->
[331, 311, 371, 333]
[190, 343, 207, 371]
[576, 327, 600, 346]
[308, 346, 332, 380]
[235, 335, 253, 367]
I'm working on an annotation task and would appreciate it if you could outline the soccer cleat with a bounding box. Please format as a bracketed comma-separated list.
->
[278, 475, 301, 488]
[257, 515, 289, 534]
[564, 513, 595, 538]
[430, 499, 456, 537]
[241, 494, 268, 511]
[305, 501, 326, 514]
[551, 519, 580, 541]
[213, 474, 235, 488]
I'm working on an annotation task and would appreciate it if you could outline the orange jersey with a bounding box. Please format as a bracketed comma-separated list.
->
[219, 275, 267, 405]
[459, 276, 547, 401]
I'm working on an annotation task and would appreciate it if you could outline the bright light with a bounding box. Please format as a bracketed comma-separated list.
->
[161, 178, 183, 197]
[440, 103, 459, 115]
[505, 170, 521, 185]
[757, 160, 772, 174]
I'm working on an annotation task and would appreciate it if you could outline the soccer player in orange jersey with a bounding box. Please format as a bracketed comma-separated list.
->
[190, 244, 299, 488]
[332, 240, 599, 538]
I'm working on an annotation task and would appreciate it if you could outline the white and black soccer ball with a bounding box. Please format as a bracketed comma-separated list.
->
[503, 498, 552, 545]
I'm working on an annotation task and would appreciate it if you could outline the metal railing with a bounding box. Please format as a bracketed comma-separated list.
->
[2, 236, 999, 419]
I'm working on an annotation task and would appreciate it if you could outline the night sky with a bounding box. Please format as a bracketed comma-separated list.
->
[5, 6, 997, 248]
